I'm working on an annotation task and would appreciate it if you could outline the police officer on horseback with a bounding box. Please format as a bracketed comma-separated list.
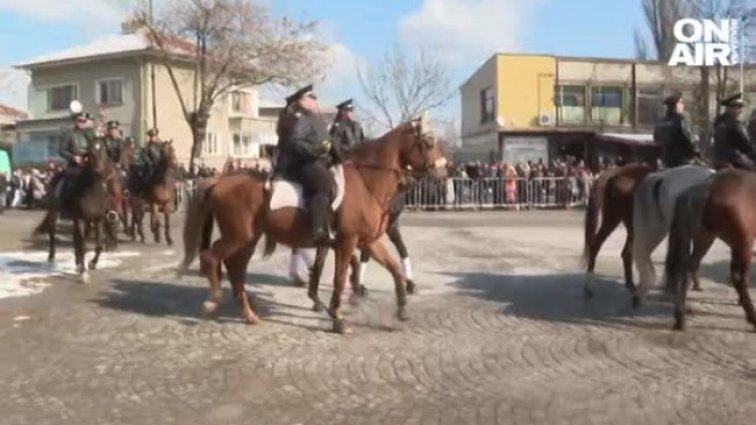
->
[54, 101, 97, 202]
[102, 120, 123, 163]
[139, 128, 162, 181]
[329, 98, 364, 161]
[712, 93, 756, 170]
[276, 84, 334, 246]
[654, 92, 701, 168]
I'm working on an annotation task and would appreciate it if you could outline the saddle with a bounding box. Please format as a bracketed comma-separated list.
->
[266, 164, 346, 212]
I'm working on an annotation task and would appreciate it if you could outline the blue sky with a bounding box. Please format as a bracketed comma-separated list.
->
[0, 0, 649, 121]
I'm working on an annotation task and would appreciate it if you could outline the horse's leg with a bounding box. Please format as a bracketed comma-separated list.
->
[673, 258, 691, 331]
[134, 199, 145, 243]
[364, 239, 409, 322]
[224, 236, 261, 324]
[689, 229, 715, 292]
[348, 253, 367, 298]
[328, 238, 359, 334]
[733, 242, 756, 327]
[47, 210, 58, 263]
[164, 207, 173, 246]
[583, 212, 621, 298]
[387, 222, 415, 294]
[308, 246, 329, 312]
[72, 218, 90, 284]
[631, 222, 665, 308]
[621, 217, 636, 292]
[199, 228, 251, 318]
[88, 220, 104, 271]
[150, 202, 161, 244]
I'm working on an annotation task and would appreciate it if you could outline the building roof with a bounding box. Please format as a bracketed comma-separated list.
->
[0, 104, 28, 120]
[15, 30, 195, 69]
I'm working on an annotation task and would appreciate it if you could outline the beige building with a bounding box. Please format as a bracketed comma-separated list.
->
[12, 26, 287, 169]
[459, 53, 756, 167]
[0, 104, 27, 147]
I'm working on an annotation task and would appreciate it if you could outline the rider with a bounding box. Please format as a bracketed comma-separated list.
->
[140, 128, 163, 181]
[55, 108, 97, 202]
[712, 93, 756, 170]
[277, 84, 334, 246]
[102, 120, 123, 163]
[329, 98, 365, 162]
[653, 92, 701, 168]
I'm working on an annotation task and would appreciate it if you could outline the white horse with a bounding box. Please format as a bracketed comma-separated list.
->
[631, 164, 714, 306]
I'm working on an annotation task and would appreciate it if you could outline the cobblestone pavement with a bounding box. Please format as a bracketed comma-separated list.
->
[1, 210, 756, 425]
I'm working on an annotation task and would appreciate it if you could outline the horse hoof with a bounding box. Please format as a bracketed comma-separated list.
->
[87, 261, 97, 271]
[332, 318, 351, 334]
[407, 281, 417, 295]
[583, 287, 594, 299]
[312, 302, 324, 313]
[673, 322, 685, 331]
[348, 294, 361, 307]
[47, 257, 55, 264]
[202, 301, 219, 318]
[692, 286, 703, 292]
[166, 239, 173, 247]
[292, 276, 307, 287]
[244, 313, 261, 325]
[80, 271, 91, 285]
[632, 296, 642, 309]
[396, 306, 409, 321]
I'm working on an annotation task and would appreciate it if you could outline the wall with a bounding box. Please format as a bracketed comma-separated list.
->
[496, 55, 556, 129]
[460, 55, 498, 139]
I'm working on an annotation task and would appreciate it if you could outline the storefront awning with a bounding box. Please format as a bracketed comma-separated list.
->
[597, 132, 655, 146]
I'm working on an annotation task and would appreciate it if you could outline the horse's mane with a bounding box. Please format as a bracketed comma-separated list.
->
[349, 122, 411, 162]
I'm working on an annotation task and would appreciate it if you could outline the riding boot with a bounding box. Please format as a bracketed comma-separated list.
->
[310, 194, 334, 246]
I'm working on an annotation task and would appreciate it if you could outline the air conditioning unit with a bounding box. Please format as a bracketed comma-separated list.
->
[538, 112, 555, 127]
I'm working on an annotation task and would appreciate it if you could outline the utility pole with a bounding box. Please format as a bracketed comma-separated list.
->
[150, 0, 157, 130]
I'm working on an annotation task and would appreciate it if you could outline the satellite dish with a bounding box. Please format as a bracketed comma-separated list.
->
[70, 100, 83, 114]
[496, 116, 505, 128]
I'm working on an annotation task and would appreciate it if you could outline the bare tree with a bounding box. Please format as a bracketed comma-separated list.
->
[634, 0, 694, 60]
[131, 0, 327, 172]
[356, 44, 454, 130]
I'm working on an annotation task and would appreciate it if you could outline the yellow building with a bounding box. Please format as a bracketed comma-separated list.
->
[460, 53, 756, 167]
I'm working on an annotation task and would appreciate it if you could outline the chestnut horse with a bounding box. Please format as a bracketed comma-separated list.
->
[582, 163, 654, 297]
[128, 141, 177, 245]
[664, 169, 756, 330]
[180, 116, 447, 333]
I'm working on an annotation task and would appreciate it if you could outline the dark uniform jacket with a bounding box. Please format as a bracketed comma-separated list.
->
[102, 136, 123, 163]
[329, 118, 364, 161]
[140, 141, 162, 166]
[59, 127, 97, 166]
[654, 111, 699, 168]
[277, 109, 330, 177]
[713, 113, 756, 170]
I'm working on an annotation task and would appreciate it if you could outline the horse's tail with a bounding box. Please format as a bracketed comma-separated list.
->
[262, 234, 277, 258]
[664, 182, 708, 295]
[582, 172, 608, 266]
[178, 179, 216, 277]
[33, 211, 52, 235]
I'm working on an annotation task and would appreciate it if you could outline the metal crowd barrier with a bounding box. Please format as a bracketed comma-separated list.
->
[173, 176, 594, 213]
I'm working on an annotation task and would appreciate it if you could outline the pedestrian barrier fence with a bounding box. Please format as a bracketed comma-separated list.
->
[174, 176, 594, 213]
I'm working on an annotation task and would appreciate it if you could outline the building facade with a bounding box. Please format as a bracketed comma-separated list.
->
[460, 53, 756, 167]
[11, 27, 283, 169]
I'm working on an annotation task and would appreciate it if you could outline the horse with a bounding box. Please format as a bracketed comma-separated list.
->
[34, 141, 115, 283]
[582, 163, 654, 298]
[179, 115, 447, 333]
[664, 169, 756, 330]
[631, 163, 714, 307]
[128, 141, 177, 245]
[118, 142, 137, 237]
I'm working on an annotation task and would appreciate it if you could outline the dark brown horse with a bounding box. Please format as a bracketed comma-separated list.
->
[582, 163, 654, 297]
[128, 141, 177, 245]
[118, 141, 137, 237]
[180, 115, 447, 333]
[665, 169, 755, 331]
[35, 141, 115, 283]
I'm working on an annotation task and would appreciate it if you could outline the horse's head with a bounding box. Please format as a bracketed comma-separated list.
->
[160, 140, 177, 168]
[83, 139, 112, 176]
[398, 112, 447, 179]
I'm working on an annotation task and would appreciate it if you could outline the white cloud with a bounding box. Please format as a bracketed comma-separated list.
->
[319, 42, 365, 104]
[0, 0, 126, 31]
[0, 67, 30, 110]
[398, 0, 541, 65]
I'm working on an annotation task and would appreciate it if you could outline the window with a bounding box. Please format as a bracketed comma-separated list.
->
[231, 92, 242, 113]
[591, 86, 624, 125]
[556, 85, 586, 124]
[98, 79, 123, 105]
[637, 87, 664, 127]
[232, 133, 242, 156]
[48, 85, 77, 111]
[203, 132, 219, 156]
[480, 87, 495, 123]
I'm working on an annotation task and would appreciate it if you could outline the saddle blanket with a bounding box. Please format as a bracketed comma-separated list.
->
[268, 165, 345, 211]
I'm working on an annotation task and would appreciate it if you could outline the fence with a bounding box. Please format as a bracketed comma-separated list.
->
[174, 176, 594, 213]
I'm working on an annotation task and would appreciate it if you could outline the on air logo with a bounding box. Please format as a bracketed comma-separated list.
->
[668, 18, 740, 66]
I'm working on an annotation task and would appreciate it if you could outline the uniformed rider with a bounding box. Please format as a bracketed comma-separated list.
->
[277, 84, 334, 246]
[329, 98, 364, 162]
[713, 93, 756, 170]
[102, 120, 123, 163]
[653, 92, 701, 168]
[55, 106, 97, 200]
[139, 128, 162, 180]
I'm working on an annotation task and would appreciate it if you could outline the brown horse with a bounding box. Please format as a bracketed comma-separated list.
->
[665, 169, 755, 331]
[128, 141, 177, 245]
[582, 163, 654, 297]
[180, 115, 447, 333]
[118, 142, 137, 237]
